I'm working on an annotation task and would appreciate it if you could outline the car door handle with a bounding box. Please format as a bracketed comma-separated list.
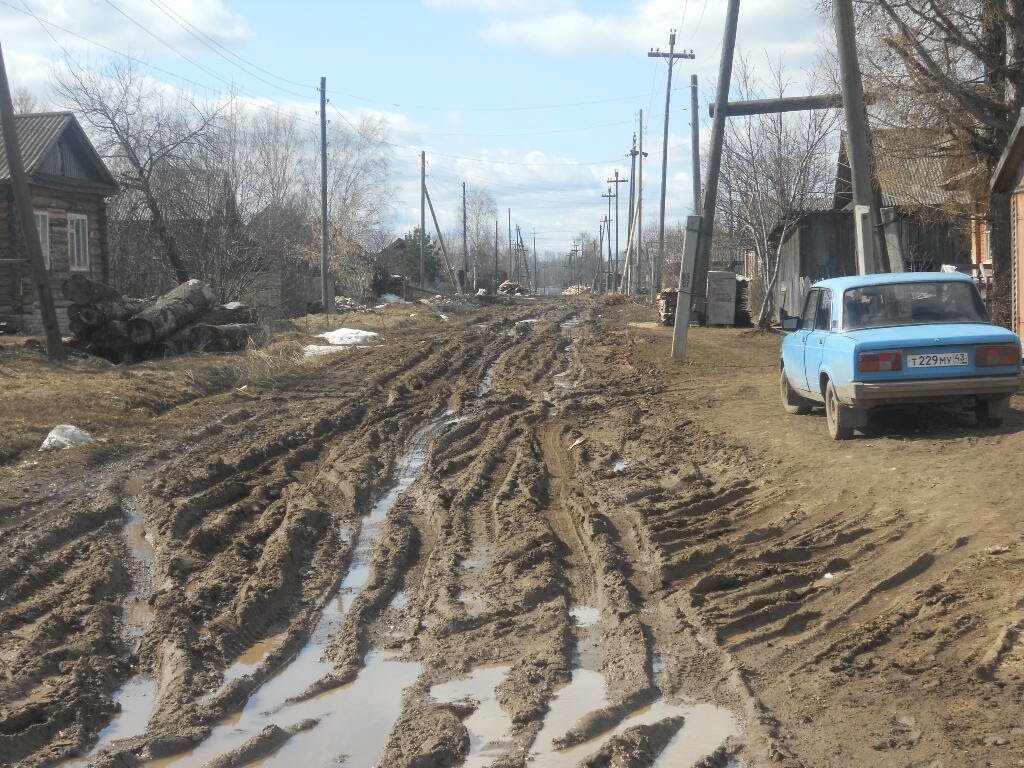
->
[818, 338, 824, 345]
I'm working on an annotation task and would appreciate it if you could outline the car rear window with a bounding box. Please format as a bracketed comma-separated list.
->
[842, 281, 989, 330]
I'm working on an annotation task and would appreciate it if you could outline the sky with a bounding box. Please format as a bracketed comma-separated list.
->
[1, 0, 830, 256]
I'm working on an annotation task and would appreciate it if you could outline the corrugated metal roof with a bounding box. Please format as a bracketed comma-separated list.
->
[835, 129, 969, 209]
[0, 112, 72, 180]
[0, 111, 116, 192]
[873, 130, 966, 207]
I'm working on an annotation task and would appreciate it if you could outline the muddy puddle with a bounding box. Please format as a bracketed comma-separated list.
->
[479, 351, 509, 396]
[532, 604, 738, 767]
[147, 415, 457, 768]
[60, 677, 158, 768]
[431, 665, 515, 768]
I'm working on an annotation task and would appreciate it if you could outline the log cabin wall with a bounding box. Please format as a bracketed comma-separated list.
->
[0, 188, 16, 322]
[1, 181, 109, 333]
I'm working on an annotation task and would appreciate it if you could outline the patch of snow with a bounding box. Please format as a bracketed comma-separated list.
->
[378, 293, 406, 304]
[439, 314, 449, 321]
[39, 424, 93, 451]
[223, 301, 244, 309]
[303, 344, 348, 358]
[316, 327, 381, 346]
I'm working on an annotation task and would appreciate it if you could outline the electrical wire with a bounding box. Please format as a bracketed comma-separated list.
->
[4, 0, 321, 127]
[147, 0, 316, 94]
[99, 0, 238, 90]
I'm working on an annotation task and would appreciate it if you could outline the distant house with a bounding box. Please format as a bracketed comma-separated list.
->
[0, 112, 118, 332]
[770, 129, 971, 318]
[990, 110, 1024, 338]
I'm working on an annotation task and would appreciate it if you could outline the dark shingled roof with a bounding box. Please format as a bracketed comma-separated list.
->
[0, 111, 117, 191]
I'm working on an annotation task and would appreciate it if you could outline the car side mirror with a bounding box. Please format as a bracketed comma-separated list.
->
[781, 317, 800, 331]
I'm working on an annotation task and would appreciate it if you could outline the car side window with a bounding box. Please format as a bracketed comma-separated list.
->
[815, 289, 832, 331]
[802, 289, 819, 330]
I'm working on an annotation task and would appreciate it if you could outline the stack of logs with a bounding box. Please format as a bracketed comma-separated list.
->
[63, 275, 262, 363]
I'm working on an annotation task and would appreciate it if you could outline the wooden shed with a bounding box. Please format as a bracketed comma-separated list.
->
[0, 112, 118, 332]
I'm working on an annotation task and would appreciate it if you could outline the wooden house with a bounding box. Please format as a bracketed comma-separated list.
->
[0, 112, 117, 332]
[771, 129, 971, 318]
[990, 110, 1024, 338]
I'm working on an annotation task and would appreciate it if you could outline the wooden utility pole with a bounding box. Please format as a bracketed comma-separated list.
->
[833, 0, 889, 274]
[319, 76, 332, 314]
[0, 43, 64, 359]
[423, 185, 461, 294]
[607, 170, 627, 291]
[532, 229, 538, 294]
[638, 109, 646, 299]
[420, 151, 426, 286]
[626, 111, 647, 297]
[462, 181, 468, 291]
[649, 31, 696, 298]
[507, 208, 513, 283]
[692, 0, 739, 322]
[691, 75, 701, 215]
[627, 135, 638, 288]
[601, 188, 614, 291]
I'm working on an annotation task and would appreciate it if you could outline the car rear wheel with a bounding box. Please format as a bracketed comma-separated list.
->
[780, 366, 812, 415]
[825, 379, 854, 440]
[976, 397, 1009, 428]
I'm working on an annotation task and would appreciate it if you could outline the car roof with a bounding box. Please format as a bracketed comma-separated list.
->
[812, 272, 974, 293]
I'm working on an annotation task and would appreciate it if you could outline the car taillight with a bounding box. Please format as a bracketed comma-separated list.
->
[976, 344, 1019, 367]
[859, 351, 902, 372]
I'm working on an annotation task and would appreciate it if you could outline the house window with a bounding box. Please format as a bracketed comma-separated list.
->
[34, 211, 49, 269]
[68, 214, 89, 271]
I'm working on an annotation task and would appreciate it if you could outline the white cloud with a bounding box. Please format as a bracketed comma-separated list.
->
[424, 0, 572, 14]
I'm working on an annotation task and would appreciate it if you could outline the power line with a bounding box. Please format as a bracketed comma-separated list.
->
[328, 101, 621, 168]
[147, 0, 315, 93]
[99, 0, 238, 90]
[3, 0, 321, 127]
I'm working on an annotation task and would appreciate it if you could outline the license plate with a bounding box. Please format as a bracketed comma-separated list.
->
[906, 352, 968, 368]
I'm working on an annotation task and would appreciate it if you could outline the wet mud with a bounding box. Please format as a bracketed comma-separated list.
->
[9, 299, 1020, 767]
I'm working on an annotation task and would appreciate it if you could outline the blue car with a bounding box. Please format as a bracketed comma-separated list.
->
[780, 272, 1024, 439]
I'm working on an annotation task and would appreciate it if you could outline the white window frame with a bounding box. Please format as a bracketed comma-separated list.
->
[34, 211, 49, 269]
[68, 213, 89, 271]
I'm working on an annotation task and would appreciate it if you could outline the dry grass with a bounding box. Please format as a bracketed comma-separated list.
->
[0, 301, 472, 465]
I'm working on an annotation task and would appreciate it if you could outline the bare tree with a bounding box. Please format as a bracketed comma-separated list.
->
[12, 86, 41, 113]
[54, 59, 224, 284]
[718, 55, 839, 328]
[854, 0, 1024, 323]
[465, 185, 497, 285]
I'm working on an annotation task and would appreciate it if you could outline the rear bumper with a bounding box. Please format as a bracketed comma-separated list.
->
[836, 374, 1024, 406]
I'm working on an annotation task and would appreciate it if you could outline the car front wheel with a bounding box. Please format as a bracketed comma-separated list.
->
[780, 366, 812, 415]
[825, 379, 854, 440]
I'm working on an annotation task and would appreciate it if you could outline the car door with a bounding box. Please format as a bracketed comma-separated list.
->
[802, 288, 832, 395]
[788, 289, 818, 391]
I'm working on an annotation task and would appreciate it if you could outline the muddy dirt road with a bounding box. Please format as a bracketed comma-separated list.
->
[2, 300, 1023, 767]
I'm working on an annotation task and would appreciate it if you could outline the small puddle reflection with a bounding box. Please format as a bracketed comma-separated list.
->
[479, 351, 509, 396]
[61, 677, 157, 768]
[122, 477, 156, 653]
[524, 603, 739, 767]
[150, 653, 419, 768]
[215, 632, 288, 694]
[431, 666, 515, 768]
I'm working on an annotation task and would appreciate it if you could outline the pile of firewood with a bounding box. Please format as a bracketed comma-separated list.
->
[63, 275, 262, 363]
